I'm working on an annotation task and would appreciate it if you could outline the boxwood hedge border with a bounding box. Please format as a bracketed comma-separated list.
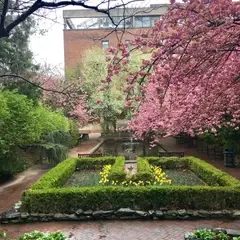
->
[22, 156, 240, 213]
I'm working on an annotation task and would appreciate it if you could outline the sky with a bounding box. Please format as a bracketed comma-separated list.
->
[29, 0, 169, 72]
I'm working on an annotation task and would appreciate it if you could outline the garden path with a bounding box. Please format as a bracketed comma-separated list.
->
[68, 133, 101, 157]
[0, 164, 49, 214]
[1, 219, 240, 240]
[0, 134, 102, 214]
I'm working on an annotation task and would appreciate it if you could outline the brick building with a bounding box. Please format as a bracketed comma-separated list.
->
[63, 4, 169, 71]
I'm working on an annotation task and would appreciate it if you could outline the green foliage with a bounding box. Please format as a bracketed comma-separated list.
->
[193, 229, 217, 240]
[0, 12, 36, 74]
[38, 131, 72, 165]
[77, 47, 150, 132]
[199, 126, 240, 153]
[0, 231, 10, 240]
[0, 90, 71, 177]
[43, 131, 72, 147]
[76, 157, 116, 170]
[147, 157, 188, 169]
[30, 158, 77, 190]
[18, 231, 66, 240]
[135, 157, 152, 181]
[22, 156, 240, 213]
[33, 104, 69, 135]
[147, 157, 240, 187]
[30, 157, 120, 190]
[186, 157, 240, 187]
[108, 156, 126, 182]
[23, 185, 240, 213]
[69, 120, 80, 146]
[0, 90, 41, 152]
[0, 90, 69, 154]
[0, 154, 28, 179]
[193, 229, 230, 240]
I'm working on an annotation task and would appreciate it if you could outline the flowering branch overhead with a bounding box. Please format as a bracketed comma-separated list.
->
[104, 0, 240, 138]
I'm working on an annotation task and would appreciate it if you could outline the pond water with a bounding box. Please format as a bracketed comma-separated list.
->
[94, 138, 166, 159]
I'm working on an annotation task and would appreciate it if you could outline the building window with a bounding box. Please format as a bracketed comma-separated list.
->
[151, 16, 161, 26]
[102, 40, 109, 50]
[135, 16, 151, 28]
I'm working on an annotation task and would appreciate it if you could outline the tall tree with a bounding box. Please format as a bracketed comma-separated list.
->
[79, 47, 148, 133]
[0, 0, 40, 101]
[104, 0, 240, 138]
[0, 0, 36, 74]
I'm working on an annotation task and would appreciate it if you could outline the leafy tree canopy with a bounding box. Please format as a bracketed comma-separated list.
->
[0, 90, 69, 153]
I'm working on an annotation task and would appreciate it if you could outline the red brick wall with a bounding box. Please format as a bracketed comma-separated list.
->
[64, 28, 150, 71]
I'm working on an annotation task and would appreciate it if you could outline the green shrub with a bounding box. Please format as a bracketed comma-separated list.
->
[76, 157, 116, 170]
[22, 185, 240, 213]
[108, 156, 126, 182]
[0, 154, 29, 180]
[23, 156, 240, 213]
[30, 158, 77, 190]
[186, 156, 240, 187]
[18, 231, 66, 240]
[30, 157, 123, 190]
[193, 229, 230, 240]
[0, 231, 9, 240]
[147, 157, 188, 169]
[69, 120, 80, 146]
[135, 157, 152, 181]
[147, 156, 240, 187]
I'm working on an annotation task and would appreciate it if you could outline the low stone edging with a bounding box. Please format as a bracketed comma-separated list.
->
[1, 208, 240, 224]
[185, 228, 240, 239]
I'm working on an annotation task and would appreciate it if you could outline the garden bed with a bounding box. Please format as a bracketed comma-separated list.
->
[185, 228, 240, 240]
[19, 156, 240, 215]
[165, 169, 206, 186]
[64, 170, 101, 187]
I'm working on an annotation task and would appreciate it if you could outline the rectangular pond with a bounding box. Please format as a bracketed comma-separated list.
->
[94, 138, 166, 159]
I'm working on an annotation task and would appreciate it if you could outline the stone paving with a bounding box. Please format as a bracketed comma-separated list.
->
[68, 133, 102, 157]
[1, 135, 240, 239]
[1, 220, 240, 239]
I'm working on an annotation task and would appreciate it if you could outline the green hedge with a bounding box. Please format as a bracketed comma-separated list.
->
[31, 157, 122, 190]
[186, 157, 240, 187]
[23, 186, 240, 213]
[147, 156, 240, 187]
[147, 157, 188, 169]
[31, 158, 77, 190]
[23, 155, 240, 213]
[76, 157, 116, 170]
[135, 157, 152, 181]
[108, 156, 126, 182]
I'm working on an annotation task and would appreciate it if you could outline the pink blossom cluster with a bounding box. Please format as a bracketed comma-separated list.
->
[40, 76, 89, 124]
[107, 0, 240, 138]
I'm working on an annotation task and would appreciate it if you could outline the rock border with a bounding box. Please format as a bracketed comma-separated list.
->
[1, 208, 240, 224]
[185, 228, 240, 239]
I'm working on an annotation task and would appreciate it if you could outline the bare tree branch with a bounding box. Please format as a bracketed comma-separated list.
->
[0, 0, 144, 38]
[0, 74, 68, 94]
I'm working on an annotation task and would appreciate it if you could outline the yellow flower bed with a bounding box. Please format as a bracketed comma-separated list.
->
[99, 164, 171, 186]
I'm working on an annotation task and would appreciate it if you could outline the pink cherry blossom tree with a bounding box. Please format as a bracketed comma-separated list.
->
[104, 0, 240, 139]
[38, 72, 89, 125]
